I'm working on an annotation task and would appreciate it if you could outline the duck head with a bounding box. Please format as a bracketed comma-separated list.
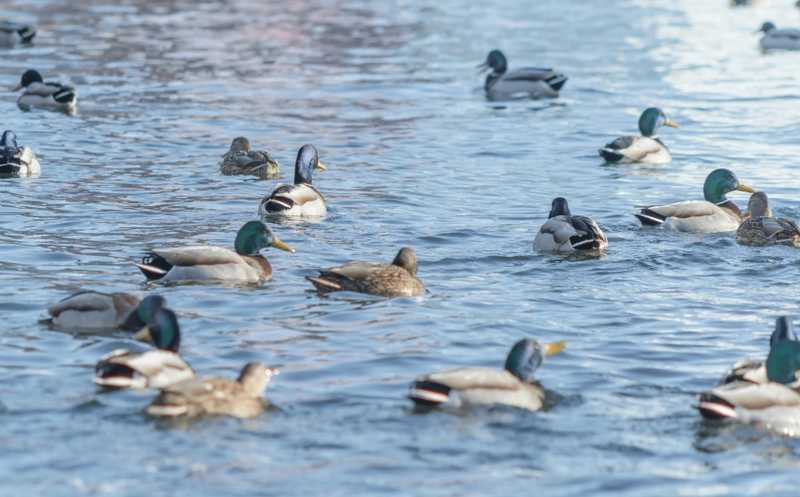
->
[638, 107, 679, 137]
[237, 362, 279, 396]
[504, 338, 566, 382]
[134, 308, 181, 352]
[293, 144, 327, 185]
[702, 168, 754, 204]
[745, 191, 772, 219]
[548, 197, 571, 218]
[478, 50, 507, 75]
[229, 137, 251, 153]
[234, 220, 295, 255]
[121, 295, 166, 331]
[771, 316, 797, 348]
[391, 247, 418, 276]
[767, 339, 800, 385]
[1, 130, 18, 151]
[13, 69, 43, 91]
[758, 22, 777, 34]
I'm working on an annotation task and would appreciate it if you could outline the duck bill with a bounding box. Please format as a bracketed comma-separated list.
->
[12, 84, 22, 91]
[315, 160, 328, 172]
[736, 183, 756, 193]
[133, 325, 153, 343]
[271, 236, 295, 253]
[544, 341, 567, 356]
[664, 118, 679, 129]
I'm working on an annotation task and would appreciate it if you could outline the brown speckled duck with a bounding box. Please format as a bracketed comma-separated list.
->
[219, 137, 279, 179]
[737, 192, 800, 247]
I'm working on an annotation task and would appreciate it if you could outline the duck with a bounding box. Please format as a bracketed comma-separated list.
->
[135, 221, 294, 284]
[306, 247, 425, 297]
[533, 197, 608, 253]
[737, 192, 800, 247]
[757, 22, 800, 51]
[0, 21, 35, 47]
[95, 308, 194, 390]
[478, 49, 567, 101]
[13, 69, 77, 113]
[598, 108, 679, 164]
[409, 339, 566, 411]
[0, 130, 40, 176]
[219, 137, 279, 179]
[635, 168, 755, 233]
[258, 144, 327, 218]
[46, 292, 165, 332]
[146, 362, 277, 418]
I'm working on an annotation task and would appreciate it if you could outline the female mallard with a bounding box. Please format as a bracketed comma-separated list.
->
[0, 130, 39, 176]
[757, 22, 800, 51]
[635, 168, 755, 233]
[737, 192, 800, 247]
[478, 49, 567, 101]
[135, 221, 294, 284]
[258, 144, 327, 218]
[0, 21, 35, 47]
[599, 108, 679, 164]
[95, 308, 194, 389]
[46, 292, 165, 332]
[306, 247, 425, 297]
[146, 362, 277, 418]
[14, 69, 77, 114]
[219, 137, 279, 179]
[409, 339, 565, 411]
[533, 197, 608, 253]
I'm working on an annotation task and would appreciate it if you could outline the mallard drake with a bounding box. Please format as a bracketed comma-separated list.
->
[478, 49, 567, 101]
[599, 108, 679, 164]
[95, 308, 194, 389]
[0, 130, 39, 176]
[135, 221, 294, 284]
[146, 362, 277, 418]
[258, 144, 327, 218]
[409, 339, 565, 411]
[737, 192, 800, 247]
[13, 69, 77, 114]
[46, 292, 165, 331]
[0, 21, 35, 47]
[219, 137, 279, 179]
[306, 247, 425, 297]
[533, 197, 608, 253]
[635, 168, 755, 233]
[757, 22, 800, 51]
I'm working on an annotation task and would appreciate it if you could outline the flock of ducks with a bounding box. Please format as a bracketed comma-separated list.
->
[4, 6, 800, 429]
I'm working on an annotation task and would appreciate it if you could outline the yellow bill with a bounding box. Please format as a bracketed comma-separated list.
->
[664, 118, 679, 129]
[544, 341, 567, 356]
[133, 326, 153, 343]
[271, 236, 295, 253]
[737, 183, 755, 193]
[315, 160, 328, 171]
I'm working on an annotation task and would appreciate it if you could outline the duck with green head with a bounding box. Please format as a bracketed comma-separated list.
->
[757, 22, 800, 51]
[219, 136, 280, 179]
[533, 197, 608, 253]
[736, 192, 800, 247]
[46, 292, 165, 332]
[599, 108, 679, 164]
[477, 49, 568, 101]
[135, 220, 295, 284]
[635, 168, 755, 233]
[259, 144, 328, 218]
[408, 339, 566, 411]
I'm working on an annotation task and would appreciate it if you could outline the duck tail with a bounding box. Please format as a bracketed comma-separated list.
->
[135, 253, 171, 281]
[697, 392, 738, 420]
[53, 86, 76, 104]
[95, 354, 138, 389]
[408, 380, 451, 407]
[635, 208, 666, 226]
[305, 275, 342, 293]
[547, 73, 568, 91]
[598, 147, 624, 163]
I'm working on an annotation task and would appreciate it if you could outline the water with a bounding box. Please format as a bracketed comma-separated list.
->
[3, 0, 800, 495]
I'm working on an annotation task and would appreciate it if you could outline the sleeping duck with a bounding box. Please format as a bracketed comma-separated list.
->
[599, 108, 679, 164]
[533, 197, 608, 253]
[306, 247, 425, 297]
[219, 137, 279, 179]
[409, 339, 565, 411]
[14, 69, 77, 114]
[0, 130, 39, 176]
[259, 144, 327, 218]
[737, 192, 800, 247]
[758, 22, 800, 51]
[135, 220, 294, 284]
[0, 21, 35, 47]
[46, 292, 165, 332]
[146, 362, 278, 418]
[95, 308, 194, 390]
[635, 168, 754, 233]
[478, 49, 568, 101]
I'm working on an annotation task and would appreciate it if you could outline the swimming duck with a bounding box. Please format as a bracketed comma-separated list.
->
[146, 362, 277, 418]
[757, 22, 800, 51]
[478, 49, 567, 101]
[0, 21, 35, 47]
[409, 339, 566, 411]
[635, 168, 755, 233]
[258, 144, 327, 218]
[46, 292, 165, 332]
[533, 197, 608, 253]
[135, 221, 294, 284]
[306, 247, 425, 297]
[219, 137, 279, 179]
[95, 308, 194, 390]
[598, 108, 679, 164]
[0, 130, 39, 176]
[737, 192, 800, 247]
[13, 69, 77, 113]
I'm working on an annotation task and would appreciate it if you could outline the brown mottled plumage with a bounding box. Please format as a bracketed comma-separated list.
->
[737, 192, 800, 247]
[219, 137, 279, 179]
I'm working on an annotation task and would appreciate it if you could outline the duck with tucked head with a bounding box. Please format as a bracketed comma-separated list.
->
[46, 293, 165, 332]
[0, 21, 35, 48]
[599, 108, 679, 164]
[0, 130, 39, 176]
[219, 137, 279, 179]
[533, 198, 608, 253]
[409, 339, 566, 411]
[95, 308, 195, 390]
[259, 144, 327, 218]
[478, 49, 568, 101]
[737, 192, 800, 247]
[635, 168, 755, 233]
[135, 221, 294, 284]
[757, 22, 800, 51]
[14, 69, 77, 114]
[306, 247, 425, 298]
